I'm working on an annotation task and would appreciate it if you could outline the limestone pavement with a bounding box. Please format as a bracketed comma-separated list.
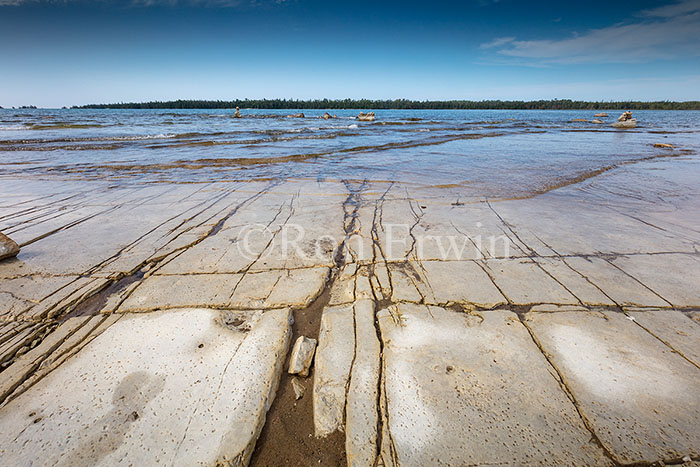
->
[0, 156, 699, 466]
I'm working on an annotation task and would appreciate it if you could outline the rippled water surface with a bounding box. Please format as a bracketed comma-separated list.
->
[1, 109, 698, 199]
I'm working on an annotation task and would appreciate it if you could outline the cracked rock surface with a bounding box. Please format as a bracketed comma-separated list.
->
[0, 307, 291, 467]
[1, 150, 700, 466]
[525, 310, 700, 464]
[376, 305, 611, 466]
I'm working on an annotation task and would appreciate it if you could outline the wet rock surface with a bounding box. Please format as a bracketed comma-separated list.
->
[1, 148, 700, 465]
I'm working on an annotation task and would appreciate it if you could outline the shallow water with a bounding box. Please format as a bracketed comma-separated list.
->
[1, 108, 698, 199]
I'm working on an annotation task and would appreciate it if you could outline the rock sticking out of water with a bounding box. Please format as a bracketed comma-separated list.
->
[288, 335, 317, 377]
[612, 111, 636, 128]
[357, 112, 375, 122]
[0, 232, 19, 261]
[612, 120, 637, 128]
[617, 111, 634, 122]
[595, 113, 609, 117]
[654, 143, 674, 149]
[287, 113, 305, 118]
[322, 112, 336, 120]
[591, 119, 604, 124]
[233, 107, 242, 118]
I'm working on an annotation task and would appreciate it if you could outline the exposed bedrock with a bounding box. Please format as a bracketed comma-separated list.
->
[0, 167, 699, 465]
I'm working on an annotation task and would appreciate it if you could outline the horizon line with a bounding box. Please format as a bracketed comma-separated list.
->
[4, 98, 700, 110]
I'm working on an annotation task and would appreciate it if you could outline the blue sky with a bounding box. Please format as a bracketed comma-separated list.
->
[1, 0, 699, 107]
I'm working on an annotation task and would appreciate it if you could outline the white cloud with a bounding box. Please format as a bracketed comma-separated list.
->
[479, 36, 514, 49]
[640, 0, 700, 18]
[481, 0, 700, 64]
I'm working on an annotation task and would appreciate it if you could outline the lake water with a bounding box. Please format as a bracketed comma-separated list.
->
[1, 109, 698, 200]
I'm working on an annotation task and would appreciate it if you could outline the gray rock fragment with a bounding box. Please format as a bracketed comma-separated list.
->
[288, 335, 317, 377]
[0, 232, 19, 261]
[291, 377, 306, 400]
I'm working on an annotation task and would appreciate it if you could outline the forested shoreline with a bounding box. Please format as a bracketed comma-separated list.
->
[73, 99, 700, 110]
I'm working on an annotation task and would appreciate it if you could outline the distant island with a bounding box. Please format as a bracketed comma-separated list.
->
[73, 99, 700, 110]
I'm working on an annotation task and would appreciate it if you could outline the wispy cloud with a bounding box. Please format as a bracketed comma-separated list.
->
[479, 36, 515, 49]
[480, 0, 700, 64]
[639, 0, 700, 18]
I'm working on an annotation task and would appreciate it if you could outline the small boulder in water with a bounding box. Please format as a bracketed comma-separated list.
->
[595, 113, 608, 117]
[0, 232, 20, 261]
[571, 118, 588, 122]
[617, 111, 634, 122]
[612, 111, 636, 128]
[233, 107, 242, 118]
[612, 120, 636, 128]
[357, 111, 375, 122]
[612, 120, 636, 129]
[591, 119, 604, 124]
[654, 143, 674, 149]
[322, 112, 336, 120]
[286, 113, 305, 118]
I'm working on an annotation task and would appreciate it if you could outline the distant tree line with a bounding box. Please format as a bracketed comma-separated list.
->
[73, 98, 700, 110]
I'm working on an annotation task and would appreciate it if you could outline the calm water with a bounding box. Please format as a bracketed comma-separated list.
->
[1, 109, 698, 199]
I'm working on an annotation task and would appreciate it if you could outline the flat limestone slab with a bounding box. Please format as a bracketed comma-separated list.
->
[534, 257, 616, 306]
[417, 260, 507, 307]
[345, 299, 381, 467]
[0, 307, 291, 467]
[313, 304, 355, 438]
[626, 308, 700, 368]
[563, 256, 671, 307]
[525, 310, 700, 464]
[611, 254, 700, 307]
[483, 258, 579, 305]
[118, 267, 328, 312]
[376, 304, 609, 466]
